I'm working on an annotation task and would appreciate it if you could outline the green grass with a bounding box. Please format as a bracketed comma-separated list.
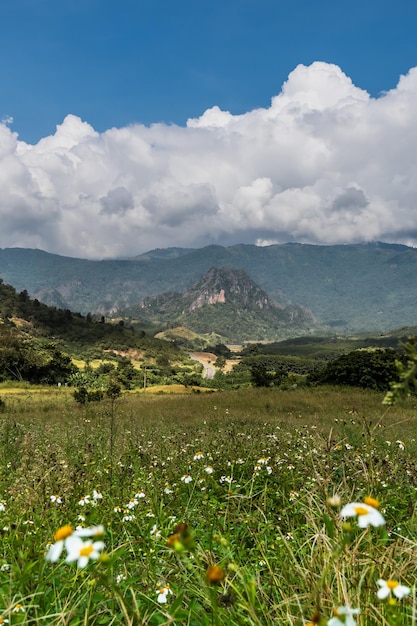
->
[0, 386, 416, 624]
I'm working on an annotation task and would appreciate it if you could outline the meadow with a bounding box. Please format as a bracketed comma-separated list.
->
[0, 385, 416, 625]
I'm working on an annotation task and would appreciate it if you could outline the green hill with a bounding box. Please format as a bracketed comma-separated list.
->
[0, 279, 187, 385]
[135, 267, 317, 343]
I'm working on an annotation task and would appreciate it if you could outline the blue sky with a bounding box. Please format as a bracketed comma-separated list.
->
[2, 0, 416, 144]
[1, 0, 417, 258]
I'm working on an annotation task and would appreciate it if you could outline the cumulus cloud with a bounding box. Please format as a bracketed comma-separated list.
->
[1, 61, 417, 258]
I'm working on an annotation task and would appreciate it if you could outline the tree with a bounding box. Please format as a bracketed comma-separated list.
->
[310, 349, 402, 391]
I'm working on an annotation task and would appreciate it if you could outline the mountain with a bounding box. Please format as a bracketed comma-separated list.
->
[1, 242, 417, 333]
[134, 267, 317, 342]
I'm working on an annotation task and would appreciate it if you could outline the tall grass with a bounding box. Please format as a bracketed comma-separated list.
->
[0, 386, 416, 624]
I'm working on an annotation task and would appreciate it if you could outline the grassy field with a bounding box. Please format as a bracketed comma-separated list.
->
[0, 385, 416, 625]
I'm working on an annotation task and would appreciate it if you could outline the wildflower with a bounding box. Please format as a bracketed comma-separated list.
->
[122, 514, 135, 522]
[206, 564, 226, 584]
[157, 584, 172, 604]
[164, 485, 173, 494]
[396, 440, 405, 450]
[0, 617, 9, 624]
[114, 505, 122, 513]
[12, 604, 25, 613]
[50, 494, 62, 504]
[328, 606, 360, 626]
[150, 524, 161, 538]
[204, 466, 214, 474]
[74, 524, 105, 538]
[376, 579, 410, 600]
[181, 474, 192, 484]
[93, 489, 103, 500]
[78, 495, 91, 506]
[126, 498, 138, 510]
[193, 451, 204, 460]
[116, 573, 127, 584]
[46, 525, 105, 562]
[340, 497, 385, 528]
[135, 490, 145, 498]
[45, 524, 74, 562]
[327, 494, 342, 508]
[65, 536, 105, 568]
[0, 563, 10, 571]
[0, 501, 5, 512]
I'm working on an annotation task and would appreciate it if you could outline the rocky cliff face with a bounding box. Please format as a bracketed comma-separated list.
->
[185, 267, 273, 312]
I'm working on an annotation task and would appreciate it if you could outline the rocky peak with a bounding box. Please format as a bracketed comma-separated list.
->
[184, 267, 272, 312]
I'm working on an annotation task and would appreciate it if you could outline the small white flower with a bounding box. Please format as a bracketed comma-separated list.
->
[65, 536, 105, 568]
[50, 494, 62, 504]
[93, 490, 103, 500]
[204, 466, 214, 474]
[74, 525, 105, 538]
[150, 524, 161, 538]
[0, 501, 6, 512]
[78, 495, 91, 506]
[135, 490, 146, 498]
[157, 584, 172, 604]
[126, 498, 138, 510]
[181, 474, 192, 484]
[116, 573, 127, 584]
[396, 440, 405, 450]
[328, 606, 360, 626]
[341, 498, 385, 528]
[377, 579, 410, 599]
[193, 451, 204, 460]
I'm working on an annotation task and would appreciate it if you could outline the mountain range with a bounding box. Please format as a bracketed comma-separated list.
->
[1, 241, 417, 335]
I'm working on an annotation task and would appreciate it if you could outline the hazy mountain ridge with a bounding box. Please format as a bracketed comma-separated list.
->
[1, 242, 417, 333]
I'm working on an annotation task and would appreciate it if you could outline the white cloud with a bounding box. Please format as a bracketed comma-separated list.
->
[1, 61, 417, 258]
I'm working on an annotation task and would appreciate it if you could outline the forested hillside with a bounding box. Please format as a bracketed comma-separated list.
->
[0, 279, 187, 386]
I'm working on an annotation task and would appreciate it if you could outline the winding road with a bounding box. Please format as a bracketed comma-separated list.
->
[189, 353, 216, 379]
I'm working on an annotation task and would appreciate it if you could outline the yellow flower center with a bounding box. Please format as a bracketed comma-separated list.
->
[387, 580, 399, 589]
[54, 525, 73, 541]
[79, 544, 94, 557]
[364, 496, 380, 508]
[354, 505, 370, 516]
